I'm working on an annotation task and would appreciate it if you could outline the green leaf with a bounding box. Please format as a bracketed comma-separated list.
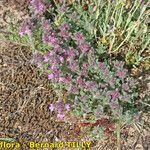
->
[0, 138, 16, 142]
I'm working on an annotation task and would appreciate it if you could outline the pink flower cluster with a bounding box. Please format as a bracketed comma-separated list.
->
[40, 23, 96, 89]
[30, 0, 46, 14]
[49, 100, 71, 120]
[28, 19, 138, 121]
[19, 22, 32, 37]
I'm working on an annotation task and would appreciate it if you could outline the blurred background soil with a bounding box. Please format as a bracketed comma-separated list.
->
[0, 41, 85, 149]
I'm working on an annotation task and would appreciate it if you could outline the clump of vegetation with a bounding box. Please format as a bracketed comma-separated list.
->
[2, 0, 149, 147]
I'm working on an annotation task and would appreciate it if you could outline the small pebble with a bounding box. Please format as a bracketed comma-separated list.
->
[147, 82, 150, 90]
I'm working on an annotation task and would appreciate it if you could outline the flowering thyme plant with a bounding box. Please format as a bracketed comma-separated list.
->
[11, 0, 142, 140]
[25, 19, 140, 124]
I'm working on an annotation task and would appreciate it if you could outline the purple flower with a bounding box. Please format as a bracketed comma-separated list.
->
[37, 63, 43, 68]
[79, 42, 90, 54]
[67, 48, 77, 59]
[82, 63, 90, 70]
[56, 100, 65, 113]
[103, 68, 110, 76]
[121, 95, 130, 102]
[108, 78, 115, 86]
[122, 83, 129, 91]
[42, 32, 49, 43]
[59, 5, 68, 13]
[43, 53, 51, 62]
[85, 81, 97, 89]
[57, 113, 65, 120]
[50, 37, 60, 47]
[59, 77, 65, 82]
[49, 104, 55, 112]
[63, 75, 72, 83]
[116, 69, 127, 80]
[65, 104, 71, 111]
[59, 56, 64, 63]
[74, 32, 85, 44]
[62, 49, 68, 57]
[77, 78, 86, 87]
[68, 61, 79, 72]
[42, 20, 50, 30]
[54, 47, 62, 53]
[19, 23, 32, 37]
[113, 61, 124, 69]
[60, 23, 70, 31]
[80, 69, 88, 76]
[141, 0, 147, 4]
[99, 62, 106, 70]
[49, 100, 70, 120]
[69, 86, 79, 94]
[110, 101, 119, 109]
[48, 73, 54, 80]
[30, 0, 46, 14]
[49, 51, 55, 56]
[51, 64, 59, 70]
[31, 53, 43, 66]
[52, 70, 61, 80]
[111, 91, 120, 101]
[80, 64, 90, 76]
[59, 30, 70, 40]
[42, 31, 60, 47]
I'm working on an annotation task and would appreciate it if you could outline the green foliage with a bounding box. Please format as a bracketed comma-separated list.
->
[6, 24, 30, 47]
[54, 0, 150, 65]
[86, 126, 104, 140]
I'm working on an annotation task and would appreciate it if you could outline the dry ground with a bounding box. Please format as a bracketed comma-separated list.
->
[0, 41, 86, 149]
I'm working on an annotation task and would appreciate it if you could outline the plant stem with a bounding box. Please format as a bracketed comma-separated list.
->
[116, 120, 121, 150]
[28, 35, 36, 53]
[0, 39, 29, 47]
